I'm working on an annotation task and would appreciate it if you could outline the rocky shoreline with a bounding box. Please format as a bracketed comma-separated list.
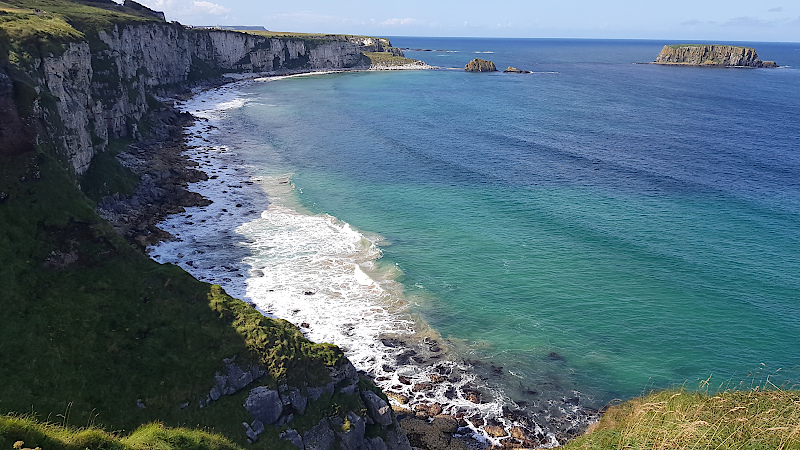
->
[99, 73, 599, 449]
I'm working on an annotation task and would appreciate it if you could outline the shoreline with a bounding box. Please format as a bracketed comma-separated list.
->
[105, 70, 597, 448]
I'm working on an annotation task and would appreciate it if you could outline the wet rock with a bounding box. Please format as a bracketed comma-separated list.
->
[387, 392, 409, 404]
[431, 415, 459, 434]
[412, 382, 433, 392]
[244, 387, 283, 425]
[428, 403, 443, 416]
[509, 426, 528, 441]
[484, 425, 507, 438]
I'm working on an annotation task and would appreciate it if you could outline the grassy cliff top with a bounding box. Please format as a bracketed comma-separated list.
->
[564, 387, 800, 449]
[665, 43, 755, 50]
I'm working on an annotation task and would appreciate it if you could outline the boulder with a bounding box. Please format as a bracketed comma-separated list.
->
[337, 412, 366, 450]
[362, 390, 393, 426]
[243, 387, 283, 425]
[464, 58, 497, 72]
[280, 429, 304, 449]
[303, 419, 336, 450]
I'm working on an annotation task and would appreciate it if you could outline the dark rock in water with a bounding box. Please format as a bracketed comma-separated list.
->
[464, 58, 497, 72]
[548, 351, 565, 361]
[503, 66, 531, 73]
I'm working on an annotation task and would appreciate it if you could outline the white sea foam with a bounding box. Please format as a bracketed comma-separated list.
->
[149, 81, 562, 447]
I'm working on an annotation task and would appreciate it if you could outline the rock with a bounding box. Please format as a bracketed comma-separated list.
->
[509, 426, 528, 440]
[308, 381, 335, 400]
[399, 416, 467, 450]
[280, 429, 304, 449]
[465, 58, 497, 72]
[337, 412, 366, 450]
[412, 382, 433, 392]
[303, 419, 336, 450]
[428, 403, 443, 416]
[431, 415, 459, 434]
[503, 66, 531, 73]
[362, 390, 393, 426]
[387, 392, 410, 404]
[364, 437, 389, 450]
[136, 398, 146, 408]
[288, 388, 308, 414]
[484, 425, 507, 437]
[653, 44, 778, 67]
[243, 387, 283, 425]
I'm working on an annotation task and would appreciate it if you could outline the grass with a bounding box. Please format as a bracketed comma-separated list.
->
[564, 385, 800, 449]
[0, 414, 241, 450]
[363, 51, 421, 66]
[0, 0, 160, 63]
[666, 44, 754, 50]
[0, 149, 348, 447]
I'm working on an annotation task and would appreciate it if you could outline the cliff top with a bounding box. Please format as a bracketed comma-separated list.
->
[665, 43, 755, 51]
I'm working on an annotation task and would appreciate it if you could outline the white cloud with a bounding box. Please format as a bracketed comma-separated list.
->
[191, 0, 229, 15]
[379, 17, 420, 26]
[722, 16, 775, 27]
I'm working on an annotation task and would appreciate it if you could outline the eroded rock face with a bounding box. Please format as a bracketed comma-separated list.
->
[33, 23, 373, 174]
[654, 45, 778, 67]
[464, 58, 497, 72]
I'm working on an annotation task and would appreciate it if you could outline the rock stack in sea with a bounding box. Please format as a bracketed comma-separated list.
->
[464, 58, 497, 72]
[653, 44, 778, 67]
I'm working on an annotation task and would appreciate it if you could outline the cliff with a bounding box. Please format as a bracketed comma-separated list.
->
[0, 1, 413, 449]
[14, 22, 371, 174]
[654, 44, 778, 68]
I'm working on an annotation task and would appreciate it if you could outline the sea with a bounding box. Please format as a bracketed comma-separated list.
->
[149, 38, 800, 444]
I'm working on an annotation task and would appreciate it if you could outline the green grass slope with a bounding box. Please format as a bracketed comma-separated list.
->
[0, 148, 342, 447]
[564, 387, 800, 449]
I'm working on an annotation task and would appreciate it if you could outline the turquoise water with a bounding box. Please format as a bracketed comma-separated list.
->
[173, 39, 800, 420]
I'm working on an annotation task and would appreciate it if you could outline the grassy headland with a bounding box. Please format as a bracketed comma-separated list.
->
[564, 387, 800, 449]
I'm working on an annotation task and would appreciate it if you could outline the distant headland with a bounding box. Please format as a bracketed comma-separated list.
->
[654, 44, 778, 68]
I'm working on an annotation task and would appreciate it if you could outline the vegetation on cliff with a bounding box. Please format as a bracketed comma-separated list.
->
[0, 0, 406, 449]
[564, 386, 800, 449]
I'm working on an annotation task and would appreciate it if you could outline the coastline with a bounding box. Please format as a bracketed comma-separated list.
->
[118, 71, 598, 448]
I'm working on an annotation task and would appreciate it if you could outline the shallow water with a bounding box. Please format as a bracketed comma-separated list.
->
[150, 38, 800, 440]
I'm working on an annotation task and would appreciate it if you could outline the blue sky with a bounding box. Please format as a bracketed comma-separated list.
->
[137, 0, 800, 42]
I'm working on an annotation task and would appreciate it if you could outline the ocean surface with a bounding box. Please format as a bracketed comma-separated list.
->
[150, 38, 800, 442]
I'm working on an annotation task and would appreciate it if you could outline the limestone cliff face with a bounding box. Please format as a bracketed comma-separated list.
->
[29, 23, 371, 173]
[654, 45, 778, 68]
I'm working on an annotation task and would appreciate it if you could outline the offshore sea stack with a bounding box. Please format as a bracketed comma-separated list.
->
[465, 58, 497, 72]
[654, 45, 778, 67]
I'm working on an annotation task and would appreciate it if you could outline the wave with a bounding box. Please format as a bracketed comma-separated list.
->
[150, 81, 592, 447]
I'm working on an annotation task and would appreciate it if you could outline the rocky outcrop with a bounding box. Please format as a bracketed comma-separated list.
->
[25, 23, 372, 174]
[198, 358, 410, 449]
[503, 66, 531, 73]
[464, 58, 497, 72]
[654, 45, 778, 68]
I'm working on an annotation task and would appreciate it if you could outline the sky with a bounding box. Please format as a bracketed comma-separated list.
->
[135, 0, 800, 42]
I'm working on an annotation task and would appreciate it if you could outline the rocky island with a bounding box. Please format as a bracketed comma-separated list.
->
[654, 44, 778, 67]
[464, 58, 497, 72]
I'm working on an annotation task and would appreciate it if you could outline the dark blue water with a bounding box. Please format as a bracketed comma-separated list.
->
[194, 39, 800, 417]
